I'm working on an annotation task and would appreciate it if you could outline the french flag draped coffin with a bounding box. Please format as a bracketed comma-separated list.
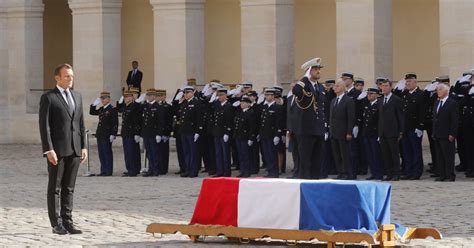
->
[190, 178, 392, 235]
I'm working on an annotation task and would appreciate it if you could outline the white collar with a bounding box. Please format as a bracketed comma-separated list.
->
[347, 85, 354, 93]
[148, 100, 155, 104]
[56, 85, 70, 94]
[220, 100, 227, 106]
[103, 103, 111, 109]
[264, 101, 275, 107]
[370, 99, 378, 105]
[440, 95, 449, 102]
[384, 92, 392, 99]
[336, 93, 345, 99]
[188, 97, 194, 102]
[409, 87, 418, 94]
[243, 107, 249, 112]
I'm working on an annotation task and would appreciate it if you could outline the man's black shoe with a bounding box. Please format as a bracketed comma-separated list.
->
[382, 176, 392, 181]
[63, 223, 82, 234]
[52, 224, 68, 235]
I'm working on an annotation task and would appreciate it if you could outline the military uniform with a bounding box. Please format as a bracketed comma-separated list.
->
[361, 88, 384, 180]
[234, 96, 258, 177]
[171, 89, 186, 174]
[211, 89, 235, 177]
[320, 80, 336, 178]
[400, 74, 426, 180]
[89, 92, 118, 176]
[178, 87, 204, 177]
[248, 92, 262, 174]
[141, 89, 160, 176]
[156, 91, 173, 175]
[117, 91, 142, 177]
[422, 81, 439, 175]
[454, 79, 474, 176]
[259, 88, 285, 178]
[292, 58, 327, 179]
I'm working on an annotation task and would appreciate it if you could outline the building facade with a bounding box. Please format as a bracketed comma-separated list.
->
[0, 0, 473, 143]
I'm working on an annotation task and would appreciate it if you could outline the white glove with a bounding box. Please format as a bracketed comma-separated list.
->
[109, 135, 115, 143]
[118, 96, 124, 104]
[156, 135, 162, 143]
[134, 135, 140, 143]
[377, 137, 380, 143]
[460, 74, 471, 84]
[202, 83, 210, 93]
[256, 135, 260, 142]
[287, 90, 293, 98]
[424, 82, 438, 92]
[273, 136, 280, 146]
[194, 133, 200, 142]
[232, 101, 240, 107]
[415, 129, 423, 138]
[357, 91, 367, 100]
[257, 94, 265, 104]
[204, 87, 214, 97]
[162, 136, 169, 142]
[248, 140, 254, 146]
[136, 93, 146, 103]
[353, 126, 359, 139]
[233, 85, 244, 96]
[281, 136, 286, 144]
[209, 92, 217, 103]
[395, 79, 406, 91]
[469, 86, 474, 95]
[223, 134, 229, 143]
[324, 132, 329, 141]
[92, 97, 100, 106]
[174, 91, 184, 101]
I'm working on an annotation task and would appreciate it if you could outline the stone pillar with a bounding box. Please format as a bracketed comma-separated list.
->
[240, 0, 294, 90]
[0, 0, 8, 143]
[439, 0, 474, 82]
[336, 0, 392, 82]
[3, 0, 44, 143]
[149, 0, 205, 95]
[68, 0, 122, 106]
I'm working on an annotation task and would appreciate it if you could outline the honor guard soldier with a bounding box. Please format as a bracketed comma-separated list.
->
[464, 80, 474, 177]
[362, 87, 384, 180]
[378, 78, 404, 181]
[234, 95, 257, 177]
[353, 78, 368, 175]
[178, 86, 204, 177]
[422, 80, 440, 176]
[172, 85, 187, 174]
[292, 58, 327, 179]
[320, 79, 336, 178]
[90, 92, 118, 176]
[141, 89, 161, 177]
[400, 73, 426, 180]
[247, 90, 261, 174]
[259, 88, 284, 178]
[329, 79, 355, 180]
[117, 90, 142, 177]
[156, 89, 173, 175]
[452, 73, 471, 174]
[273, 85, 287, 174]
[211, 88, 235, 177]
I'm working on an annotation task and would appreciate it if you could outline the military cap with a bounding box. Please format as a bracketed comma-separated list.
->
[367, 87, 380, 95]
[129, 87, 139, 93]
[437, 75, 450, 85]
[100, 91, 111, 98]
[354, 78, 365, 85]
[375, 77, 388, 84]
[242, 82, 253, 88]
[216, 88, 228, 94]
[341, 72, 354, 79]
[301, 57, 323, 71]
[273, 85, 283, 93]
[145, 88, 157, 95]
[325, 79, 335, 85]
[247, 91, 258, 97]
[405, 73, 417, 80]
[156, 89, 167, 95]
[240, 95, 252, 103]
[183, 86, 195, 92]
[264, 88, 277, 95]
[187, 78, 197, 86]
[123, 90, 134, 96]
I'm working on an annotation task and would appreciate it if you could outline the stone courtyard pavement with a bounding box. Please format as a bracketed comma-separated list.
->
[1, 143, 473, 247]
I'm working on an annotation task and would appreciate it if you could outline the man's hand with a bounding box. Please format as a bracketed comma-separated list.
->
[80, 149, 88, 164]
[449, 135, 455, 142]
[346, 134, 353, 141]
[46, 150, 58, 166]
[398, 133, 403, 142]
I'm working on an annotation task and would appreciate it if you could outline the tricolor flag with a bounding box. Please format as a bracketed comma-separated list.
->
[190, 178, 395, 235]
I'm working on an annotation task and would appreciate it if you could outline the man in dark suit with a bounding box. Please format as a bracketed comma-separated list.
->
[378, 79, 404, 181]
[432, 83, 459, 181]
[126, 61, 143, 93]
[329, 79, 355, 179]
[39, 63, 86, 235]
[291, 58, 327, 179]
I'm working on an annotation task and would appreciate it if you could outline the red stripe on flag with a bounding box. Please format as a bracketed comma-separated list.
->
[190, 177, 241, 226]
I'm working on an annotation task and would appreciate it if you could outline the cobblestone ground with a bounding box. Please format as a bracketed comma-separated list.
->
[1, 143, 473, 247]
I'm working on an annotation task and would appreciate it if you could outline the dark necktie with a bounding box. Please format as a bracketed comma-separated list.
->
[335, 97, 340, 107]
[64, 90, 74, 114]
[384, 97, 388, 105]
[437, 100, 443, 113]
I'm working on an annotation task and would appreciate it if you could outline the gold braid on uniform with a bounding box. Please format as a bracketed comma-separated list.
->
[295, 87, 318, 112]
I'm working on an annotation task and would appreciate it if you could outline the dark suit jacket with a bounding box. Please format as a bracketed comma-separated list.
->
[39, 87, 86, 157]
[432, 97, 459, 139]
[126, 69, 143, 90]
[378, 94, 404, 138]
[291, 77, 326, 136]
[329, 94, 355, 140]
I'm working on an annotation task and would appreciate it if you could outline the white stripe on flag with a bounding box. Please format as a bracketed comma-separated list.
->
[237, 179, 303, 230]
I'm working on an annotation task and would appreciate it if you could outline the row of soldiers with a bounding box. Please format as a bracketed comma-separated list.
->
[89, 58, 474, 181]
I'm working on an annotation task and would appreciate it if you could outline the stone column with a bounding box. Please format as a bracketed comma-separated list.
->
[240, 0, 294, 90]
[335, 0, 392, 82]
[3, 0, 44, 143]
[149, 0, 205, 95]
[0, 0, 9, 143]
[439, 0, 474, 82]
[68, 0, 122, 106]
